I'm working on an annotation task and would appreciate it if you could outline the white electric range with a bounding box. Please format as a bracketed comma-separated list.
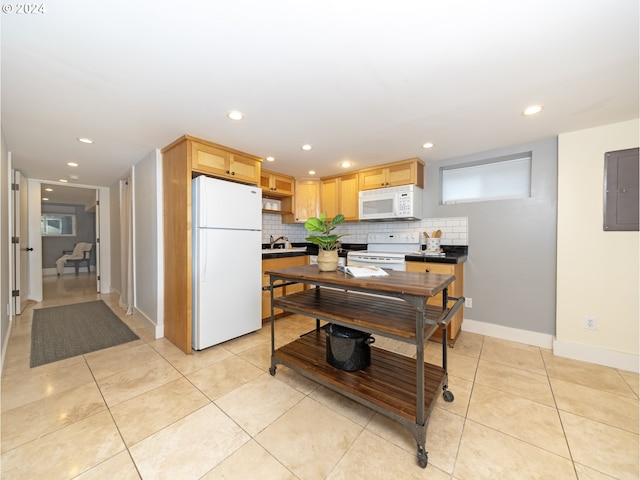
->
[347, 232, 422, 271]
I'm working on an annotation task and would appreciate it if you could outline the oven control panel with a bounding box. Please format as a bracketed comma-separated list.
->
[366, 232, 421, 245]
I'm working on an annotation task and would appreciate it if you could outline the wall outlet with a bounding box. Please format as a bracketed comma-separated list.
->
[584, 316, 597, 330]
[465, 297, 472, 308]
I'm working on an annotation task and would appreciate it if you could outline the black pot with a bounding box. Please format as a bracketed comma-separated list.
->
[324, 323, 375, 371]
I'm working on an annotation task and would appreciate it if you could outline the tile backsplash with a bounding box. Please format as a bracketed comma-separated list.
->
[262, 214, 468, 246]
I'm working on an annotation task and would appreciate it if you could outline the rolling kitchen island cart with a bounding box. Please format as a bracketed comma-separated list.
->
[265, 265, 464, 468]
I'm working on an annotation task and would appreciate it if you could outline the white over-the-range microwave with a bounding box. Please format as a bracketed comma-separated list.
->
[358, 184, 423, 221]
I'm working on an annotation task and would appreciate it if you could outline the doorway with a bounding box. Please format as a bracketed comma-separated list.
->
[40, 183, 100, 296]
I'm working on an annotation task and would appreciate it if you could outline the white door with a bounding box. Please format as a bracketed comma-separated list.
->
[12, 170, 29, 314]
[95, 189, 101, 292]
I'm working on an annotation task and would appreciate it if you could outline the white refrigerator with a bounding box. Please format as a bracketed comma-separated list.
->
[192, 176, 262, 350]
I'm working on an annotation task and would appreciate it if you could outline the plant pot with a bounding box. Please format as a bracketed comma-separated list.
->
[317, 249, 339, 271]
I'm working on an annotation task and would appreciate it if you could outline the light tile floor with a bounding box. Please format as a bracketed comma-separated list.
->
[1, 274, 638, 479]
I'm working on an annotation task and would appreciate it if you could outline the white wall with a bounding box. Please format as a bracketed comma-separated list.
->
[0, 128, 10, 369]
[110, 179, 122, 295]
[109, 151, 163, 338]
[555, 119, 639, 371]
[133, 149, 162, 333]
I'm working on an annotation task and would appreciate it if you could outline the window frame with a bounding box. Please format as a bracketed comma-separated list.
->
[40, 213, 77, 237]
[440, 152, 532, 205]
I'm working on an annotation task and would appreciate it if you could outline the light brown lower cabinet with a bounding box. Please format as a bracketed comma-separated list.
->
[261, 256, 308, 321]
[406, 261, 465, 346]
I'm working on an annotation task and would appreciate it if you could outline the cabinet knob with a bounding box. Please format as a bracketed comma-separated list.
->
[226, 170, 230, 174]
[231, 171, 235, 176]
[425, 268, 430, 273]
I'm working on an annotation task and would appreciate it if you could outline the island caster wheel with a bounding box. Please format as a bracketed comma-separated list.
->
[269, 366, 277, 376]
[417, 446, 428, 468]
[443, 390, 454, 402]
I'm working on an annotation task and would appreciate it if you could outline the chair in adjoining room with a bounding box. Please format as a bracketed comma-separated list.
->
[56, 242, 93, 275]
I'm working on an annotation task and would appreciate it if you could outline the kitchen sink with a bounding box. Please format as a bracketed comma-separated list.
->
[261, 247, 307, 254]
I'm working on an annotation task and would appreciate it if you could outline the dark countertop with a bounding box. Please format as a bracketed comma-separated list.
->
[261, 243, 367, 259]
[262, 243, 467, 263]
[405, 245, 468, 264]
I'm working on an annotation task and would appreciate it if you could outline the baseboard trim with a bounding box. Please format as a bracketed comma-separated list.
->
[462, 318, 639, 372]
[133, 306, 163, 339]
[462, 318, 554, 349]
[1, 318, 12, 375]
[553, 339, 639, 373]
[43, 267, 93, 276]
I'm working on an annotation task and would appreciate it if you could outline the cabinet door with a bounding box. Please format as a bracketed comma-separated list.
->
[320, 177, 338, 218]
[294, 179, 320, 223]
[271, 173, 294, 196]
[229, 153, 261, 184]
[387, 162, 416, 187]
[338, 173, 359, 221]
[261, 170, 294, 196]
[359, 168, 387, 190]
[191, 141, 229, 176]
[262, 256, 308, 321]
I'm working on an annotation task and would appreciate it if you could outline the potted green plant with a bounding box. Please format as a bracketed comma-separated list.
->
[305, 213, 345, 271]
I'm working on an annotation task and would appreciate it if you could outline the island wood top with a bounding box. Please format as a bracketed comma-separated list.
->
[265, 264, 454, 298]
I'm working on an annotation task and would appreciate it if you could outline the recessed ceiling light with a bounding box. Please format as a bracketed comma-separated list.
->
[227, 110, 244, 121]
[340, 161, 352, 168]
[266, 156, 275, 162]
[69, 174, 80, 180]
[308, 170, 316, 175]
[523, 105, 543, 116]
[59, 179, 68, 183]
[45, 188, 53, 192]
[67, 162, 78, 167]
[77, 137, 94, 144]
[422, 142, 434, 149]
[301, 144, 312, 151]
[42, 197, 49, 201]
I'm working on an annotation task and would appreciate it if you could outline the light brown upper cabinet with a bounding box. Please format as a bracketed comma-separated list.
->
[283, 179, 320, 224]
[191, 139, 262, 184]
[260, 170, 295, 197]
[358, 158, 425, 191]
[321, 173, 359, 221]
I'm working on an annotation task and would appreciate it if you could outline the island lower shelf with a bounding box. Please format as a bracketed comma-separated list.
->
[273, 329, 446, 423]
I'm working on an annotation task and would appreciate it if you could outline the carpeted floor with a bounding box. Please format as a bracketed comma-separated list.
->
[30, 300, 139, 368]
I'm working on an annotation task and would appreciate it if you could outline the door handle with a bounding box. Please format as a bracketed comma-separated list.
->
[26, 247, 34, 251]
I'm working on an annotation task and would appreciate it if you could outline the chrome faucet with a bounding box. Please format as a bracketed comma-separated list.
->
[269, 235, 287, 249]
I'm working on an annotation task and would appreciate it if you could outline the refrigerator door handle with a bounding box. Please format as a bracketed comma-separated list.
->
[201, 230, 207, 281]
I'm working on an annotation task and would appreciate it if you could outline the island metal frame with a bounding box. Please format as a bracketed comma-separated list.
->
[265, 265, 464, 468]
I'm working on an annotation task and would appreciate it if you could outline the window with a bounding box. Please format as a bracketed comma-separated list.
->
[441, 152, 532, 204]
[41, 214, 76, 236]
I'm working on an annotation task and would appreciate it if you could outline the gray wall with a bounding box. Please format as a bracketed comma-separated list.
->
[41, 204, 96, 268]
[424, 137, 558, 335]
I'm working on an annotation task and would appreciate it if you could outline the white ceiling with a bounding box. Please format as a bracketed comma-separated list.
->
[2, 0, 638, 204]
